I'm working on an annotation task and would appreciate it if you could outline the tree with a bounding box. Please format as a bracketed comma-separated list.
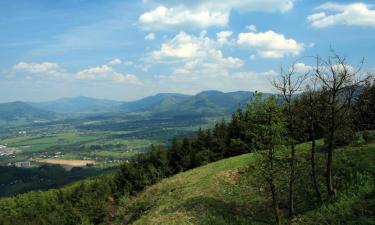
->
[247, 95, 286, 225]
[168, 138, 183, 173]
[354, 76, 375, 131]
[297, 81, 327, 203]
[272, 64, 307, 220]
[211, 119, 228, 161]
[314, 51, 368, 195]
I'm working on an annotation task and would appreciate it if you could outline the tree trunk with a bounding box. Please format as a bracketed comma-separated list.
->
[326, 109, 335, 196]
[270, 178, 281, 225]
[310, 123, 322, 202]
[269, 147, 281, 225]
[288, 142, 295, 221]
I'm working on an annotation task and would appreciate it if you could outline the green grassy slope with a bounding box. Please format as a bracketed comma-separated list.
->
[114, 142, 375, 225]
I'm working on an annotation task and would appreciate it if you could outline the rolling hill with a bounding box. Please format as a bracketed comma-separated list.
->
[0, 101, 57, 122]
[123, 91, 255, 117]
[30, 96, 123, 114]
[120, 93, 190, 113]
[4, 91, 262, 119]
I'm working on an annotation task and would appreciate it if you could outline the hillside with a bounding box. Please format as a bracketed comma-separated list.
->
[131, 91, 254, 117]
[0, 101, 57, 122]
[26, 91, 254, 116]
[120, 93, 190, 113]
[113, 142, 375, 225]
[30, 96, 123, 114]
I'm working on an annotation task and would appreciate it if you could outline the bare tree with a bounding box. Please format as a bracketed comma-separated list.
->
[272, 64, 307, 221]
[302, 78, 323, 203]
[314, 51, 368, 195]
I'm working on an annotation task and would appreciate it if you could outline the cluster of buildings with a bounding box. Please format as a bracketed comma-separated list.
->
[0, 145, 17, 156]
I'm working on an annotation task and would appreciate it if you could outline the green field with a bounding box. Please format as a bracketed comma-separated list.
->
[0, 114, 217, 167]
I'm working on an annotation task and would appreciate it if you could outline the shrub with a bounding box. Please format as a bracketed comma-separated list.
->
[362, 130, 375, 144]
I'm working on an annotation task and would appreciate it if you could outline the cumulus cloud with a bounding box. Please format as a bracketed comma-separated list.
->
[216, 31, 233, 45]
[237, 30, 304, 58]
[13, 62, 59, 74]
[149, 31, 211, 60]
[139, 0, 295, 29]
[77, 65, 141, 84]
[145, 32, 156, 41]
[149, 31, 242, 65]
[307, 2, 375, 28]
[293, 62, 313, 73]
[139, 5, 228, 29]
[108, 58, 122, 65]
[150, 31, 243, 81]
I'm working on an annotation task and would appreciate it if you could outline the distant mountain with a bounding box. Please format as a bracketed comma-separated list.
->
[121, 91, 255, 117]
[157, 91, 254, 116]
[0, 102, 57, 121]
[30, 96, 123, 114]
[6, 91, 263, 118]
[120, 93, 190, 112]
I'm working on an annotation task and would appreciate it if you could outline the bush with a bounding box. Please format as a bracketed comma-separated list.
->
[352, 133, 365, 146]
[362, 130, 375, 144]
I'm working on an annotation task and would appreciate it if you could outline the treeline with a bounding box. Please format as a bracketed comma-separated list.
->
[0, 165, 116, 197]
[0, 52, 374, 225]
[0, 175, 116, 225]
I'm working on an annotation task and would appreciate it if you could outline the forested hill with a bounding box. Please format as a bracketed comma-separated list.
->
[0, 101, 57, 121]
[27, 91, 256, 116]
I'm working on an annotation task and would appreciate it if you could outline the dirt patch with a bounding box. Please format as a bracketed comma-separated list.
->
[217, 169, 240, 184]
[37, 159, 95, 167]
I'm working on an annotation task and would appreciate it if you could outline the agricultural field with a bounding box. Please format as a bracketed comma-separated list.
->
[0, 114, 217, 167]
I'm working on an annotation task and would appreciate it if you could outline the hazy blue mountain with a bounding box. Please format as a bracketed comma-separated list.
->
[30, 96, 123, 114]
[5, 91, 262, 119]
[155, 91, 254, 116]
[119, 91, 254, 116]
[120, 93, 190, 112]
[0, 102, 57, 121]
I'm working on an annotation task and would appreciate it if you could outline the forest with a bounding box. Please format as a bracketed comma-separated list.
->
[0, 53, 374, 225]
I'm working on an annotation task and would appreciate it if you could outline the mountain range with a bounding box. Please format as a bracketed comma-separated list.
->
[0, 91, 258, 123]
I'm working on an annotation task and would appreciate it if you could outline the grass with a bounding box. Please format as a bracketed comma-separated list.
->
[113, 141, 375, 225]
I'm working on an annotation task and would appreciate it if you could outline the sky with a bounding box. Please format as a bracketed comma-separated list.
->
[0, 0, 374, 102]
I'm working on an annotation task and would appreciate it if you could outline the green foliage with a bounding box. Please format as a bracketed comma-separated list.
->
[362, 130, 375, 144]
[0, 174, 115, 225]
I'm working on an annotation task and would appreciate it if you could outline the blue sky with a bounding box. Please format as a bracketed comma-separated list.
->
[0, 0, 374, 102]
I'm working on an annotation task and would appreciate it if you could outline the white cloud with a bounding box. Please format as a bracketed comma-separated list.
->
[293, 63, 313, 73]
[216, 31, 233, 45]
[145, 32, 156, 41]
[139, 0, 295, 29]
[108, 58, 122, 65]
[237, 30, 304, 58]
[77, 65, 141, 84]
[12, 61, 67, 78]
[150, 31, 243, 81]
[246, 24, 257, 32]
[13, 62, 59, 74]
[307, 2, 375, 28]
[150, 31, 211, 60]
[139, 5, 228, 29]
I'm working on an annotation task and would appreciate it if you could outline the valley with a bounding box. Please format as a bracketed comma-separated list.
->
[0, 91, 247, 196]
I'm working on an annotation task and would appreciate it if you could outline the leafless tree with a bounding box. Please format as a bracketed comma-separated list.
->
[313, 51, 368, 195]
[303, 78, 323, 203]
[272, 64, 308, 221]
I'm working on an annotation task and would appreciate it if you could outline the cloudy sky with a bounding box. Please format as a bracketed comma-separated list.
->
[0, 0, 374, 102]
